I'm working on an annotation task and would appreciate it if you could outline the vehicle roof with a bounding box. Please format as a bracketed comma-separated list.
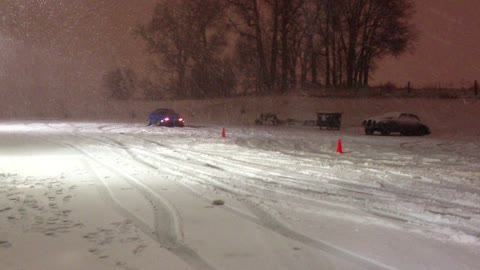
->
[377, 112, 418, 118]
[371, 112, 420, 121]
[151, 108, 176, 114]
[316, 112, 343, 115]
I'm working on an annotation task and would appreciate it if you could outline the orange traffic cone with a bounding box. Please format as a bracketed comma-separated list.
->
[221, 128, 226, 138]
[336, 138, 343, 154]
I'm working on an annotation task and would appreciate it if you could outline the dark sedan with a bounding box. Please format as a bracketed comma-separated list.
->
[362, 112, 430, 136]
[147, 108, 184, 127]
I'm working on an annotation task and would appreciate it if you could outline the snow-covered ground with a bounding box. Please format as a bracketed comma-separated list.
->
[1, 120, 479, 270]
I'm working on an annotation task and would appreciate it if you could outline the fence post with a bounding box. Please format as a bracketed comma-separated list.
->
[475, 80, 478, 96]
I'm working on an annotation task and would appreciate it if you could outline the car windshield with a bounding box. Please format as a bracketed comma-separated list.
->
[378, 112, 401, 119]
[399, 113, 420, 121]
[153, 109, 175, 114]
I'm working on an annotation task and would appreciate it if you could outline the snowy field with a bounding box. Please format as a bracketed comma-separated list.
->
[1, 121, 480, 270]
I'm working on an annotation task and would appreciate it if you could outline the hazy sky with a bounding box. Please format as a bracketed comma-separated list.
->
[1, 0, 480, 107]
[374, 0, 480, 88]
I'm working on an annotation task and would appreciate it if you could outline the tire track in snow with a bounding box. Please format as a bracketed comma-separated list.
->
[47, 123, 480, 245]
[47, 127, 395, 270]
[361, 168, 480, 239]
[119, 135, 397, 218]
[38, 134, 217, 270]
[129, 132, 480, 244]
[101, 133, 397, 270]
[154, 141, 480, 240]
[133, 135, 389, 197]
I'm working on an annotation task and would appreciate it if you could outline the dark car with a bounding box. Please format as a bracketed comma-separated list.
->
[317, 112, 342, 130]
[147, 108, 184, 127]
[362, 112, 430, 136]
[255, 113, 279, 126]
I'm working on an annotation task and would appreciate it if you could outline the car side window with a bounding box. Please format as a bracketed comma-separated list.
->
[400, 114, 419, 121]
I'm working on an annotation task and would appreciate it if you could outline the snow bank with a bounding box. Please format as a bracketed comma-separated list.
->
[28, 96, 479, 140]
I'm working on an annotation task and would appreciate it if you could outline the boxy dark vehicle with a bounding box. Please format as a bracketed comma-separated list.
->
[317, 112, 342, 130]
[255, 113, 279, 126]
[362, 112, 430, 136]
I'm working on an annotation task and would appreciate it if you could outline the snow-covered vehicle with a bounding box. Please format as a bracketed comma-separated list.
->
[255, 113, 279, 126]
[362, 112, 430, 136]
[147, 108, 184, 127]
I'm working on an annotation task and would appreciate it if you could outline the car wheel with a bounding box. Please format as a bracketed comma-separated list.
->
[380, 125, 390, 136]
[418, 126, 429, 136]
[364, 127, 374, 135]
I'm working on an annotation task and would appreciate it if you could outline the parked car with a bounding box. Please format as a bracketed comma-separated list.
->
[317, 112, 342, 130]
[147, 108, 184, 127]
[255, 113, 279, 126]
[362, 112, 430, 136]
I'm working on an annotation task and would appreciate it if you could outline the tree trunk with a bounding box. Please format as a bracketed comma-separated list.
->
[311, 51, 318, 85]
[280, 0, 290, 93]
[270, 0, 280, 93]
[346, 32, 357, 88]
[253, 0, 270, 93]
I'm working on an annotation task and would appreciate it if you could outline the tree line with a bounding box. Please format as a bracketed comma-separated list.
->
[106, 0, 415, 100]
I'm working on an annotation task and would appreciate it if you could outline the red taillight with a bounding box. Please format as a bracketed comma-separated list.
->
[179, 118, 184, 122]
[164, 117, 170, 121]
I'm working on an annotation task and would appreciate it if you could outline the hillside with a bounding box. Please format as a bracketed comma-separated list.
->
[2, 96, 479, 140]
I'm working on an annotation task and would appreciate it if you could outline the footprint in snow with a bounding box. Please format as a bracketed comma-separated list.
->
[0, 207, 12, 213]
[133, 244, 147, 254]
[0, 240, 12, 248]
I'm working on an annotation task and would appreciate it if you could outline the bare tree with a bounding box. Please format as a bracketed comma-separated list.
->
[356, 0, 416, 86]
[139, 79, 164, 100]
[136, 3, 191, 97]
[228, 0, 308, 93]
[228, 0, 272, 94]
[137, 0, 415, 96]
[295, 0, 323, 88]
[189, 59, 236, 98]
[279, 0, 305, 92]
[103, 68, 136, 100]
[317, 0, 415, 88]
[136, 0, 229, 98]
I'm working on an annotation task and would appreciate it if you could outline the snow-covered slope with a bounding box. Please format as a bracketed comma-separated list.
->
[81, 96, 480, 140]
[1, 120, 479, 270]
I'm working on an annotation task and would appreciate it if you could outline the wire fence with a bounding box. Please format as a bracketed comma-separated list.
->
[296, 80, 479, 99]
